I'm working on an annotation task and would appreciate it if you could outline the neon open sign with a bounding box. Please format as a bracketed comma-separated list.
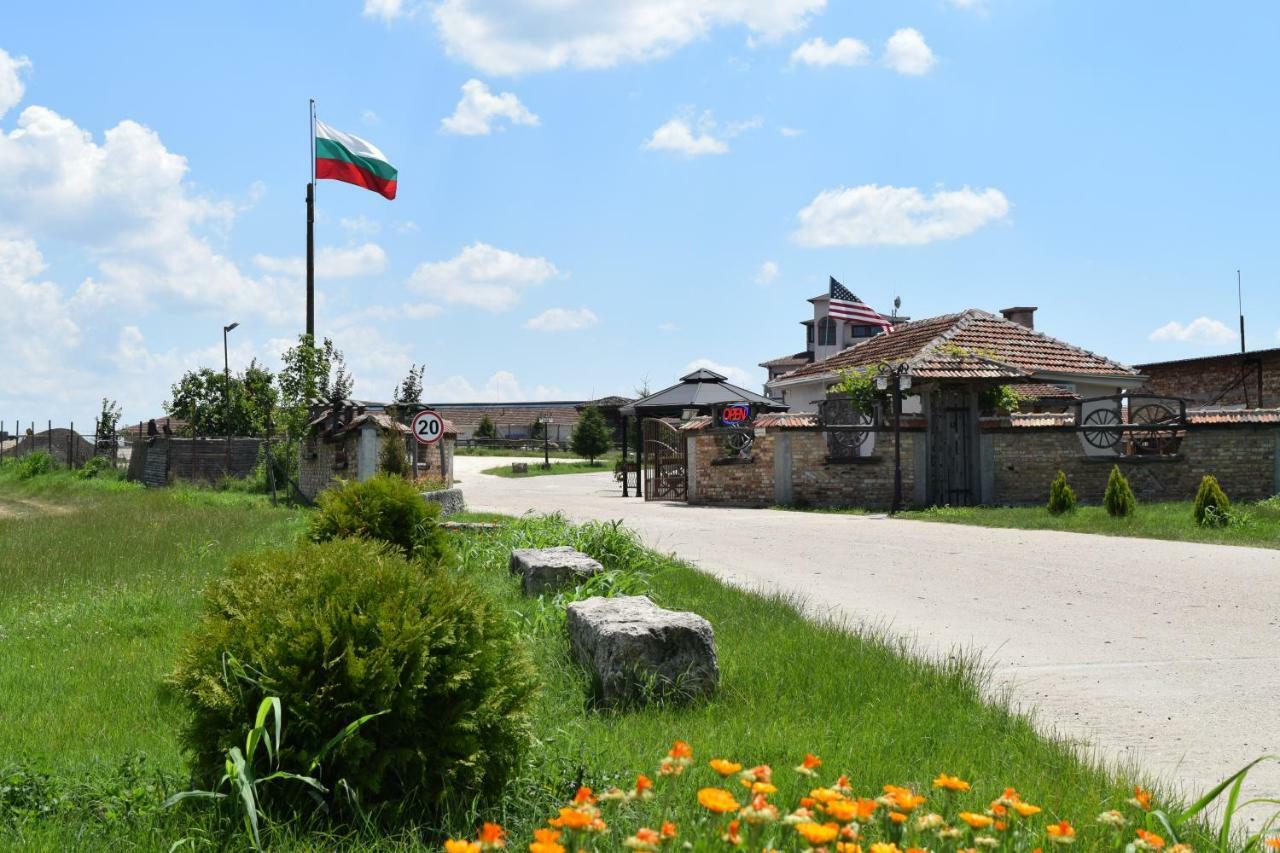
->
[719, 405, 751, 426]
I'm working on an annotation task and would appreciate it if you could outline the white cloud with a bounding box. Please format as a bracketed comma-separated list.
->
[793, 184, 1010, 247]
[0, 48, 31, 118]
[396, 220, 419, 234]
[340, 214, 382, 236]
[684, 358, 754, 389]
[525, 307, 598, 332]
[658, 322, 679, 333]
[0, 238, 80, 396]
[790, 36, 870, 67]
[252, 243, 387, 279]
[644, 109, 758, 157]
[408, 241, 560, 311]
[431, 0, 827, 75]
[755, 260, 779, 285]
[780, 126, 805, 137]
[883, 28, 936, 76]
[424, 370, 563, 403]
[1149, 317, 1236, 346]
[947, 0, 986, 10]
[361, 109, 380, 125]
[363, 0, 413, 22]
[441, 79, 540, 136]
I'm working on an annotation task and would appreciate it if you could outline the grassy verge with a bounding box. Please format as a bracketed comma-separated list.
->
[0, 475, 1220, 849]
[896, 500, 1280, 549]
[481, 461, 611, 478]
[457, 447, 621, 460]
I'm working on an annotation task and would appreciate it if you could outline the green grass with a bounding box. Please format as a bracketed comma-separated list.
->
[896, 499, 1280, 549]
[0, 473, 1228, 849]
[481, 461, 612, 478]
[456, 446, 621, 460]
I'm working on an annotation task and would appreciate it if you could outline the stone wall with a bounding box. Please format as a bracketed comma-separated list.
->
[689, 429, 919, 509]
[989, 425, 1279, 504]
[298, 432, 360, 500]
[1138, 350, 1280, 408]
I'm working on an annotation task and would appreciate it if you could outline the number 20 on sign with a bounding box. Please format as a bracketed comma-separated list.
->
[411, 410, 444, 445]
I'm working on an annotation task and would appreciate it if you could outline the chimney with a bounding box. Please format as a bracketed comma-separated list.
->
[1000, 306, 1037, 329]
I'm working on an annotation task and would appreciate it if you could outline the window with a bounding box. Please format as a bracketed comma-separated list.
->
[817, 317, 837, 346]
[849, 324, 883, 339]
[806, 324, 814, 346]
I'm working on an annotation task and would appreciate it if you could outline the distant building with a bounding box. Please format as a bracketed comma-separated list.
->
[1136, 348, 1279, 409]
[427, 396, 633, 443]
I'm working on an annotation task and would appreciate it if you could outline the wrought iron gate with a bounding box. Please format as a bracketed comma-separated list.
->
[642, 418, 687, 501]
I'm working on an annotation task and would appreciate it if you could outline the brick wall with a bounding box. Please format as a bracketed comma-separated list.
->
[689, 429, 918, 509]
[299, 432, 456, 501]
[990, 426, 1278, 504]
[1138, 350, 1280, 408]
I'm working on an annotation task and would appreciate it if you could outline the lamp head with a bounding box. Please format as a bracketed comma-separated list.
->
[224, 322, 240, 333]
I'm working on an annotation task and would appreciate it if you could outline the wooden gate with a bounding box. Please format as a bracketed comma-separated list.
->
[642, 418, 687, 501]
[928, 388, 978, 506]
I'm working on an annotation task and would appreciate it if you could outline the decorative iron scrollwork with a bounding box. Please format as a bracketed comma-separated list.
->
[819, 398, 876, 459]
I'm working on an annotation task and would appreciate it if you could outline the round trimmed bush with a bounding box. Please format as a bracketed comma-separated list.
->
[309, 473, 453, 565]
[170, 538, 537, 811]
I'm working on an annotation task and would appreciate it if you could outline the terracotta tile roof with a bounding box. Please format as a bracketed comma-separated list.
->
[681, 413, 821, 431]
[1012, 382, 1080, 400]
[1186, 408, 1280, 425]
[759, 351, 815, 369]
[778, 310, 1139, 383]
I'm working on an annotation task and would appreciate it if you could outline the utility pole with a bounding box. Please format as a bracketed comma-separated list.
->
[223, 321, 239, 476]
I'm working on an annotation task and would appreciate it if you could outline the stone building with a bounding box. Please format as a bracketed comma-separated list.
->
[1136, 347, 1280, 409]
[298, 402, 455, 501]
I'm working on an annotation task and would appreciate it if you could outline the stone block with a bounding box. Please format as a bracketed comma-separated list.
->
[421, 487, 466, 517]
[565, 595, 719, 707]
[511, 462, 529, 474]
[509, 546, 603, 595]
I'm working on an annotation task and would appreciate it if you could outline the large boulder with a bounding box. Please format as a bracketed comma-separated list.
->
[565, 595, 719, 707]
[509, 546, 603, 595]
[421, 487, 465, 517]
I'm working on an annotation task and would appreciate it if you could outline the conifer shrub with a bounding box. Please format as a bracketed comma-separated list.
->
[378, 433, 410, 479]
[170, 538, 537, 813]
[1103, 465, 1136, 518]
[1193, 474, 1231, 527]
[571, 406, 612, 464]
[1046, 470, 1077, 515]
[309, 473, 453, 565]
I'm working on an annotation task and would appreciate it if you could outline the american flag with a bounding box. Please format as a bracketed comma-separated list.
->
[828, 277, 893, 330]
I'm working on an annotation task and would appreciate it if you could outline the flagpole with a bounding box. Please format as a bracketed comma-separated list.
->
[306, 98, 316, 339]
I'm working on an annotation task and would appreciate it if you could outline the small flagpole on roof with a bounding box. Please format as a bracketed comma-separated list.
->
[306, 99, 316, 339]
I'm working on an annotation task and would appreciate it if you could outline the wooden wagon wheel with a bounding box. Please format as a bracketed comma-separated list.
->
[1130, 402, 1180, 455]
[1081, 407, 1121, 450]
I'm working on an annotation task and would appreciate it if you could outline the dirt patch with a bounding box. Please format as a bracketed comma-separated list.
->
[0, 498, 74, 519]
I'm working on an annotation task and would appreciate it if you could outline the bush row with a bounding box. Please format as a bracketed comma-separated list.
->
[1047, 468, 1234, 526]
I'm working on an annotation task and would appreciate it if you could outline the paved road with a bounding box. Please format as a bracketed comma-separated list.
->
[455, 457, 1280, 813]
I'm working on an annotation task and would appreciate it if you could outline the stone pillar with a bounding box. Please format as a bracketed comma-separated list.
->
[978, 432, 995, 504]
[686, 434, 698, 502]
[773, 431, 792, 506]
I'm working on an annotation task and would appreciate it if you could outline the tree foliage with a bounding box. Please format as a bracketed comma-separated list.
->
[474, 414, 499, 440]
[165, 361, 276, 437]
[97, 398, 122, 439]
[393, 363, 425, 406]
[571, 406, 612, 464]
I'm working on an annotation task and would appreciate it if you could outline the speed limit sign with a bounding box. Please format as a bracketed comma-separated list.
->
[411, 410, 444, 445]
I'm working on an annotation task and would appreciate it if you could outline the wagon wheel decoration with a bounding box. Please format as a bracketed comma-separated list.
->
[1081, 407, 1122, 450]
[722, 430, 754, 458]
[1130, 401, 1181, 455]
[826, 413, 873, 459]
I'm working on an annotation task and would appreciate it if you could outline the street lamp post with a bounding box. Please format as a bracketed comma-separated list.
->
[876, 364, 911, 515]
[223, 322, 239, 476]
[538, 415, 552, 469]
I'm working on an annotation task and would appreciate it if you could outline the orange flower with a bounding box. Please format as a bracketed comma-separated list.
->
[835, 775, 853, 794]
[660, 821, 677, 839]
[710, 759, 743, 777]
[529, 828, 564, 853]
[825, 799, 860, 823]
[1047, 820, 1076, 845]
[1266, 840, 1280, 851]
[959, 812, 994, 829]
[796, 754, 823, 776]
[660, 741, 693, 776]
[1130, 786, 1153, 811]
[548, 808, 593, 831]
[746, 780, 778, 795]
[634, 775, 654, 798]
[881, 785, 926, 813]
[933, 773, 971, 792]
[478, 822, 507, 848]
[810, 787, 846, 805]
[836, 844, 864, 853]
[572, 786, 595, 805]
[445, 841, 480, 853]
[1135, 829, 1166, 850]
[722, 819, 743, 845]
[1013, 802, 1042, 818]
[624, 827, 663, 851]
[889, 811, 907, 823]
[796, 821, 840, 846]
[741, 793, 780, 825]
[669, 740, 692, 760]
[698, 787, 740, 814]
[869, 844, 902, 853]
[739, 764, 773, 784]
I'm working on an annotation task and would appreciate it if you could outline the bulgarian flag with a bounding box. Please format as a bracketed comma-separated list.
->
[314, 119, 397, 200]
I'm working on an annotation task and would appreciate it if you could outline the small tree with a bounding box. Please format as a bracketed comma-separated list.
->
[394, 363, 425, 406]
[97, 398, 122, 443]
[571, 406, 612, 465]
[1193, 474, 1231, 527]
[1046, 470, 1077, 515]
[529, 419, 546, 440]
[474, 414, 499, 440]
[1103, 465, 1136, 518]
[379, 432, 410, 479]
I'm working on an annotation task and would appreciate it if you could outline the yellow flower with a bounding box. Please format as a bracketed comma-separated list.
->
[746, 780, 778, 795]
[445, 841, 480, 853]
[1013, 801, 1041, 818]
[528, 828, 564, 853]
[869, 844, 902, 853]
[933, 773, 972, 792]
[881, 785, 926, 813]
[1047, 820, 1076, 845]
[915, 812, 944, 831]
[959, 812, 995, 829]
[824, 799, 860, 823]
[710, 759, 743, 777]
[795, 821, 840, 846]
[698, 787, 740, 814]
[836, 844, 864, 853]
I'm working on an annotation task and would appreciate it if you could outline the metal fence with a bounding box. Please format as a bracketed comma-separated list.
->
[0, 419, 126, 470]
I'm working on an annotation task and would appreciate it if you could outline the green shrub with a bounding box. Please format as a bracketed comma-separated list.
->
[170, 538, 537, 814]
[570, 405, 612, 464]
[14, 452, 56, 480]
[75, 455, 118, 480]
[377, 434, 409, 479]
[1194, 474, 1231, 527]
[1046, 470, 1077, 515]
[1103, 465, 1136, 518]
[308, 473, 452, 564]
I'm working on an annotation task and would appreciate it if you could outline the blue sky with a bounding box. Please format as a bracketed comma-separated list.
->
[2, 1, 1277, 426]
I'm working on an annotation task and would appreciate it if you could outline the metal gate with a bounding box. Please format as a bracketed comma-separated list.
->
[929, 388, 977, 506]
[642, 418, 687, 501]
